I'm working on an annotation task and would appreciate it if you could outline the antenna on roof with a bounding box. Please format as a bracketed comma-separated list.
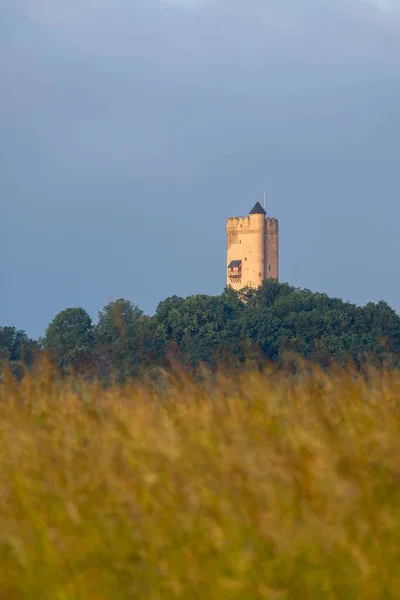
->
[263, 192, 267, 213]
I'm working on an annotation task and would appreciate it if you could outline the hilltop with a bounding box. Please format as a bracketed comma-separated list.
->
[1, 280, 399, 381]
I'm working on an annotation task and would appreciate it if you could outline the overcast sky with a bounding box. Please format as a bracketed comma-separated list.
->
[2, 0, 400, 338]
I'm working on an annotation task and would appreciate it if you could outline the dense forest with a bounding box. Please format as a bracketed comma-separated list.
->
[2, 280, 400, 381]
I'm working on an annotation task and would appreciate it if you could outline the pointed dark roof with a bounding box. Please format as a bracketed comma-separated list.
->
[249, 201, 266, 215]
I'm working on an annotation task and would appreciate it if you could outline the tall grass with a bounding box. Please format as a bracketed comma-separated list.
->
[1, 359, 400, 599]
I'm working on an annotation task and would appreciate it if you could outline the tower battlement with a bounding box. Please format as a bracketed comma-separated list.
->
[227, 216, 255, 225]
[226, 201, 279, 290]
[226, 215, 264, 232]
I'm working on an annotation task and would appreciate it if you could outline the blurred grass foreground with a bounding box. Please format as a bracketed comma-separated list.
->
[1, 359, 400, 599]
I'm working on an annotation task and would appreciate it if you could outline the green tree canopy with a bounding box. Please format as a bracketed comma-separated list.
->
[0, 326, 39, 378]
[93, 299, 144, 382]
[5, 280, 400, 380]
[44, 308, 93, 371]
[154, 293, 245, 367]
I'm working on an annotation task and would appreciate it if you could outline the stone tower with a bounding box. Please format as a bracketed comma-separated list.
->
[226, 201, 279, 291]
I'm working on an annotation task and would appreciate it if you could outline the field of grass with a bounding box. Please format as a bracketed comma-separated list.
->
[1, 359, 400, 599]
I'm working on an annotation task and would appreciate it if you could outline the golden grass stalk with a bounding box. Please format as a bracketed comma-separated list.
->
[1, 358, 400, 599]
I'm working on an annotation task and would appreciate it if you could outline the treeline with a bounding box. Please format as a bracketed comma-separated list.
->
[2, 280, 400, 381]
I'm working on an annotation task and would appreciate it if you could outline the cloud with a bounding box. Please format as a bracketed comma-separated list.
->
[2, 0, 399, 178]
[368, 0, 398, 8]
[3, 1, 399, 154]
[10, 0, 399, 33]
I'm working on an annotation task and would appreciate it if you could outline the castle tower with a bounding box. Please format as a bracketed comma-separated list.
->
[266, 217, 279, 281]
[226, 201, 279, 291]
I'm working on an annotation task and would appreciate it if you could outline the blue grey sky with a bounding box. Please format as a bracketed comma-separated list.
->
[2, 0, 400, 338]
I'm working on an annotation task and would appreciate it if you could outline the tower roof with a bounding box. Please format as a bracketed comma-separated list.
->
[249, 201, 266, 215]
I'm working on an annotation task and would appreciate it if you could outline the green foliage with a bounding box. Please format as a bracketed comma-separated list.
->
[92, 299, 144, 382]
[44, 308, 93, 371]
[0, 326, 39, 378]
[153, 293, 244, 367]
[4, 282, 400, 380]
